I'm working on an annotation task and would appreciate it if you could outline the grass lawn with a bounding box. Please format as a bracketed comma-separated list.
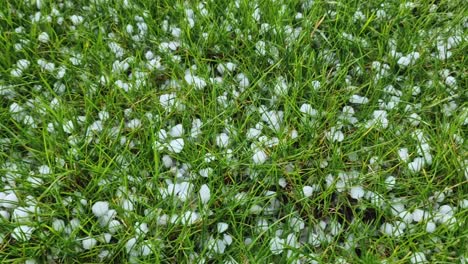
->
[0, 0, 467, 263]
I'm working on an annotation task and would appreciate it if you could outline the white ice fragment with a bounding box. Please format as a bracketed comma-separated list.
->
[12, 225, 34, 241]
[217, 222, 229, 233]
[185, 74, 207, 90]
[326, 127, 344, 142]
[410, 252, 427, 264]
[168, 138, 184, 153]
[108, 220, 122, 234]
[199, 184, 211, 204]
[160, 93, 177, 109]
[385, 176, 396, 190]
[92, 201, 109, 218]
[38, 32, 50, 43]
[412, 209, 427, 223]
[397, 148, 410, 162]
[125, 237, 138, 253]
[302, 186, 314, 197]
[408, 157, 425, 173]
[63, 120, 74, 134]
[252, 149, 268, 164]
[426, 221, 436, 233]
[247, 128, 262, 139]
[82, 237, 97, 250]
[162, 155, 173, 168]
[52, 219, 65, 232]
[349, 95, 369, 104]
[127, 119, 141, 130]
[300, 104, 318, 117]
[236, 73, 250, 89]
[349, 186, 365, 200]
[0, 192, 19, 209]
[270, 237, 285, 255]
[216, 133, 230, 148]
[169, 124, 184, 137]
[70, 15, 84, 25]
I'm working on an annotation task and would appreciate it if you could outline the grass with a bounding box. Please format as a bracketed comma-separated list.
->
[0, 0, 467, 263]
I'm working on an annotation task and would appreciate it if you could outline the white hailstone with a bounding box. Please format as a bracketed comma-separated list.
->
[216, 62, 237, 75]
[0, 192, 19, 209]
[52, 219, 65, 232]
[82, 237, 97, 250]
[127, 119, 142, 130]
[302, 186, 314, 197]
[63, 120, 74, 134]
[349, 186, 365, 200]
[326, 127, 344, 142]
[102, 233, 112, 244]
[216, 133, 230, 148]
[38, 165, 51, 175]
[217, 222, 229, 233]
[236, 73, 250, 89]
[349, 94, 369, 104]
[11, 68, 23, 77]
[408, 157, 425, 173]
[246, 128, 262, 139]
[311, 80, 321, 90]
[12, 225, 34, 241]
[0, 210, 10, 220]
[199, 168, 212, 178]
[145, 51, 154, 60]
[270, 237, 285, 255]
[168, 138, 184, 153]
[136, 222, 149, 235]
[169, 124, 184, 137]
[439, 205, 453, 215]
[181, 211, 200, 226]
[274, 76, 288, 96]
[426, 221, 436, 233]
[12, 207, 30, 222]
[380, 223, 402, 237]
[460, 199, 468, 209]
[410, 252, 427, 264]
[290, 129, 298, 139]
[408, 113, 421, 126]
[140, 242, 152, 256]
[108, 220, 122, 234]
[159, 93, 177, 108]
[199, 184, 211, 204]
[70, 15, 84, 25]
[385, 176, 396, 190]
[161, 155, 173, 168]
[372, 110, 389, 128]
[412, 209, 427, 223]
[98, 209, 116, 227]
[252, 149, 268, 165]
[121, 199, 134, 211]
[115, 80, 131, 92]
[184, 74, 207, 90]
[444, 76, 456, 87]
[38, 32, 50, 43]
[250, 204, 263, 214]
[300, 104, 318, 117]
[92, 201, 109, 218]
[90, 120, 103, 132]
[290, 216, 305, 232]
[261, 109, 283, 132]
[125, 237, 138, 253]
[398, 210, 414, 223]
[397, 148, 410, 162]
